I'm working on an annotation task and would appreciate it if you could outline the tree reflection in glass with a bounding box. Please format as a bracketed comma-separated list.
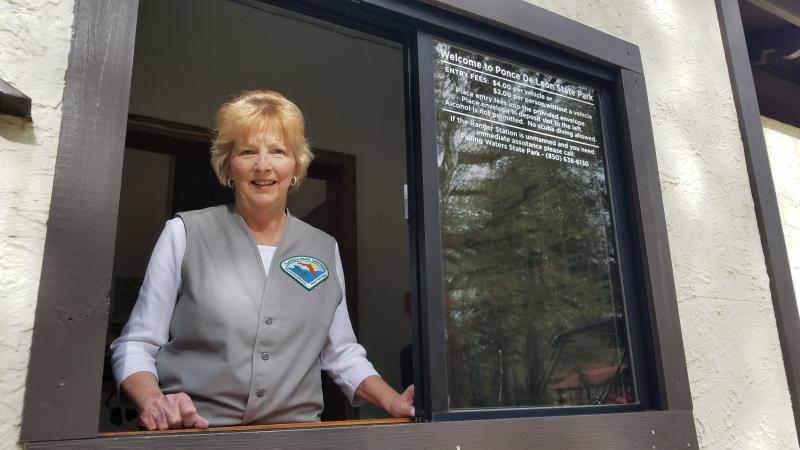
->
[433, 40, 634, 408]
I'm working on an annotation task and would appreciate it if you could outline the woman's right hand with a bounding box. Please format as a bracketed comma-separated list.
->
[121, 371, 210, 430]
[138, 392, 210, 430]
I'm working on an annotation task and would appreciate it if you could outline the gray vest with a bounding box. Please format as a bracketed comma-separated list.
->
[155, 204, 343, 425]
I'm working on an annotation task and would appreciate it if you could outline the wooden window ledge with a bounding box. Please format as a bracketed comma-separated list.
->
[98, 417, 413, 437]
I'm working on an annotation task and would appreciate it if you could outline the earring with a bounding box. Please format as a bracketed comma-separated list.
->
[290, 176, 298, 187]
[227, 178, 234, 188]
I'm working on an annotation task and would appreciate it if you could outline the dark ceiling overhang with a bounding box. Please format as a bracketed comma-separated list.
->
[740, 0, 800, 128]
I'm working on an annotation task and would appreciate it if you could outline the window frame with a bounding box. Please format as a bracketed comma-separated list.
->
[21, 0, 698, 448]
[413, 30, 656, 421]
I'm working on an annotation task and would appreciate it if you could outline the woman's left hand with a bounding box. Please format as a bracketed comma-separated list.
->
[387, 384, 415, 418]
[354, 376, 415, 418]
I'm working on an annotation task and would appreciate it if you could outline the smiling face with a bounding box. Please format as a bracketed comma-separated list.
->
[229, 128, 297, 217]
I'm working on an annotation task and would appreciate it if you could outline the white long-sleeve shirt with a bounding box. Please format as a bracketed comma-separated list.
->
[110, 217, 378, 405]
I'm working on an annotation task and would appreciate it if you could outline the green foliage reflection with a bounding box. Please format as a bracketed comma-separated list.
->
[434, 41, 633, 408]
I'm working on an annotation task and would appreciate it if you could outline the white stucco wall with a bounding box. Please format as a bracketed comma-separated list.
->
[1, 0, 796, 448]
[763, 117, 800, 306]
[521, 1, 798, 448]
[0, 0, 74, 448]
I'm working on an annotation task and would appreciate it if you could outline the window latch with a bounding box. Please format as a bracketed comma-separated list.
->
[403, 184, 408, 221]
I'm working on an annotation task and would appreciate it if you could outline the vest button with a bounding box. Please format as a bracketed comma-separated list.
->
[265, 317, 273, 325]
[261, 352, 270, 361]
[256, 389, 265, 397]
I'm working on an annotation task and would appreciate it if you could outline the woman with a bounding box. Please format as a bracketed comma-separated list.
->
[111, 90, 414, 430]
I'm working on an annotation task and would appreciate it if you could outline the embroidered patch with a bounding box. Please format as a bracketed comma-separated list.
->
[280, 256, 329, 291]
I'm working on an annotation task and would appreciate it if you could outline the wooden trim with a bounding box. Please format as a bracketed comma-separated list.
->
[29, 410, 696, 449]
[617, 69, 693, 412]
[310, 148, 360, 331]
[125, 114, 212, 158]
[127, 114, 212, 143]
[98, 418, 412, 437]
[20, 0, 140, 442]
[0, 78, 32, 119]
[419, 0, 643, 73]
[716, 0, 800, 443]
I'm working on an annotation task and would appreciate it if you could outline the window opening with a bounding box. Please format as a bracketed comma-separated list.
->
[100, 0, 410, 431]
[20, 0, 694, 445]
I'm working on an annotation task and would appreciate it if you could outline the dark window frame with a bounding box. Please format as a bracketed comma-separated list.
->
[413, 30, 656, 421]
[21, 0, 698, 448]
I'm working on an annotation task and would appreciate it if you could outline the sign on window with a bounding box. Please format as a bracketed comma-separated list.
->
[433, 40, 634, 408]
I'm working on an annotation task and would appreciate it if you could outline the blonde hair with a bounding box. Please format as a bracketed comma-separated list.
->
[210, 90, 313, 190]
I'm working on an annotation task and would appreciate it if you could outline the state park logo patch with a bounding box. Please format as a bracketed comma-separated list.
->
[280, 256, 329, 291]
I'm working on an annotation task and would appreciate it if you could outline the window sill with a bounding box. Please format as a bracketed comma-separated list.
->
[28, 410, 696, 449]
[96, 417, 413, 437]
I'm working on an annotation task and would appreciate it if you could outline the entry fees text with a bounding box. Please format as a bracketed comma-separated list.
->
[438, 49, 601, 168]
[441, 50, 595, 103]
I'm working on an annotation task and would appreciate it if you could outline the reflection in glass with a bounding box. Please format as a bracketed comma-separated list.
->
[433, 40, 634, 409]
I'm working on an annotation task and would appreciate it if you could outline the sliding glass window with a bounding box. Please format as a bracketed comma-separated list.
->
[418, 36, 647, 418]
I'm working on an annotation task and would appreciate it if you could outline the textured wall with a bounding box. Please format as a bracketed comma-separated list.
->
[763, 117, 800, 306]
[0, 0, 74, 447]
[0, 0, 796, 448]
[520, 1, 798, 448]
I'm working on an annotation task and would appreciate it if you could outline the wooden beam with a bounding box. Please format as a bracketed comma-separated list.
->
[127, 114, 212, 144]
[617, 68, 693, 412]
[0, 78, 32, 119]
[20, 0, 139, 441]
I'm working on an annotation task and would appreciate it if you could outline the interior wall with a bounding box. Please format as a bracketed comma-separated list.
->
[113, 149, 173, 279]
[128, 0, 410, 417]
[110, 148, 328, 322]
[0, 0, 75, 447]
[521, 0, 798, 448]
[108, 148, 173, 332]
[763, 117, 800, 307]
